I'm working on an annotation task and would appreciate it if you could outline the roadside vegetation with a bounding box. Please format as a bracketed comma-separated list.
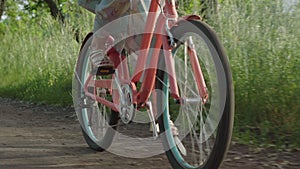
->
[213, 0, 300, 148]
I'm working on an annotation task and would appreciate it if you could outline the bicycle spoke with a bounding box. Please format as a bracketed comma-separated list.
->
[184, 107, 204, 166]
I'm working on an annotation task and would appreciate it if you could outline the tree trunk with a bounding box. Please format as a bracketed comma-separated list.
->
[44, 0, 64, 23]
[44, 0, 81, 42]
[0, 0, 5, 20]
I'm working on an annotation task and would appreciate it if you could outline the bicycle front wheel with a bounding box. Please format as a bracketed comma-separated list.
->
[157, 20, 234, 169]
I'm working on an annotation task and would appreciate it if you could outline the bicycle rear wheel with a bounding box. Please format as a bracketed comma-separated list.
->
[157, 20, 234, 169]
[72, 33, 119, 151]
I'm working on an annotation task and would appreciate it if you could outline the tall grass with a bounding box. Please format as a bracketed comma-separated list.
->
[0, 11, 93, 105]
[211, 0, 300, 146]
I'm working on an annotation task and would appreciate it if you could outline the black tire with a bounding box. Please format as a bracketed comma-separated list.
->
[72, 33, 119, 151]
[157, 20, 234, 169]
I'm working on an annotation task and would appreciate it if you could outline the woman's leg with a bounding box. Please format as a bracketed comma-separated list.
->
[89, 0, 131, 75]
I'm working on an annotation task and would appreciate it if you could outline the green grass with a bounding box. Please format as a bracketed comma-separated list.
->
[0, 13, 93, 105]
[210, 0, 300, 147]
[0, 1, 299, 146]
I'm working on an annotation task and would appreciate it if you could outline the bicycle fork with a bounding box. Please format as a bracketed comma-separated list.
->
[164, 36, 209, 104]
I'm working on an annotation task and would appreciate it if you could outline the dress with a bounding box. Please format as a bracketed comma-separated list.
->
[78, 0, 131, 31]
[78, 0, 150, 52]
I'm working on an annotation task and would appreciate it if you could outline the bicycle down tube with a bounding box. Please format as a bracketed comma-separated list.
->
[132, 0, 180, 105]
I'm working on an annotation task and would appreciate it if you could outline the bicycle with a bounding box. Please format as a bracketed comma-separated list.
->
[73, 0, 234, 168]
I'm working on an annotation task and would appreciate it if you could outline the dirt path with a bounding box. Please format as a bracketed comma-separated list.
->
[0, 97, 299, 169]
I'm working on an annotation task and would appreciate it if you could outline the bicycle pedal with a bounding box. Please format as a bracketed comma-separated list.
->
[96, 66, 115, 76]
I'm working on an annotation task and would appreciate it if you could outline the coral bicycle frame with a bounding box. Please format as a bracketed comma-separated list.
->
[81, 0, 208, 112]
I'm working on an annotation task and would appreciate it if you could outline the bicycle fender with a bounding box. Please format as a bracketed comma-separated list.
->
[178, 14, 202, 22]
[80, 32, 94, 51]
[75, 32, 94, 69]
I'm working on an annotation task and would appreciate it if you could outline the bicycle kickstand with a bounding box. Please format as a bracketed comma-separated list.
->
[146, 101, 159, 140]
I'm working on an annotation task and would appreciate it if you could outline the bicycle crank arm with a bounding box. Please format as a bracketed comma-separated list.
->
[114, 70, 125, 105]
